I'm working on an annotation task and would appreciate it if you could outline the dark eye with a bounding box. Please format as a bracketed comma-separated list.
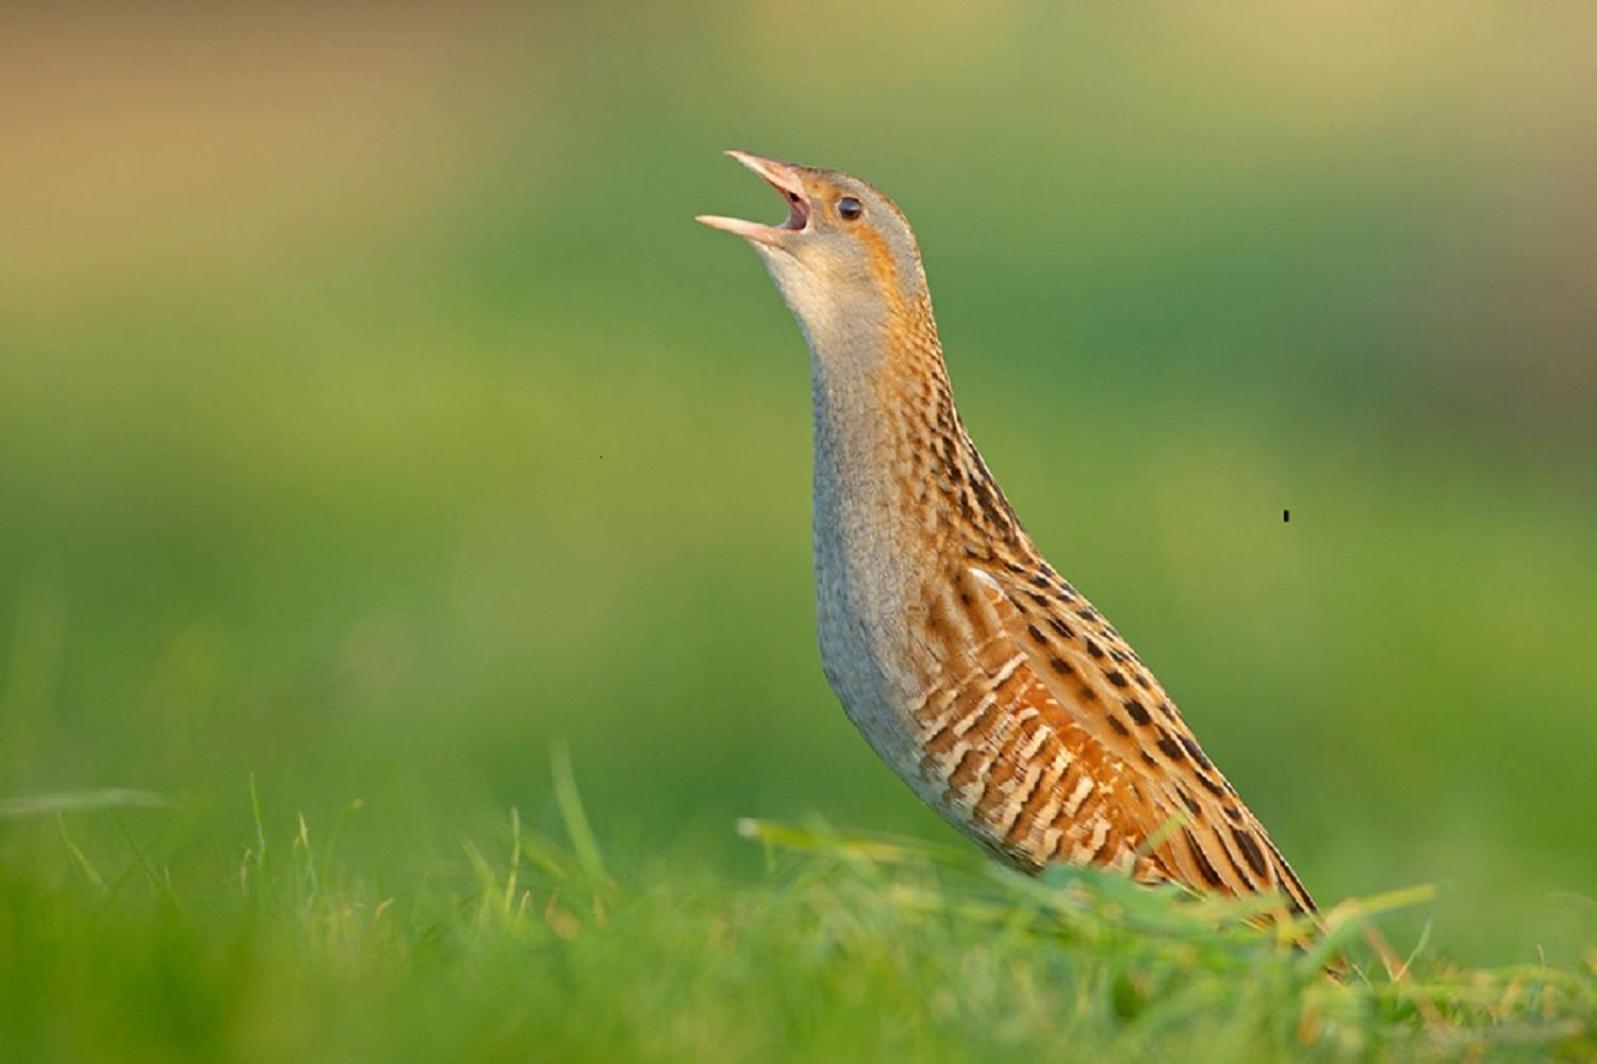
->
[837, 196, 863, 221]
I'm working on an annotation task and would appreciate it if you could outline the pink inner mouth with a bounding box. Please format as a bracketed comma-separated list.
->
[776, 185, 810, 231]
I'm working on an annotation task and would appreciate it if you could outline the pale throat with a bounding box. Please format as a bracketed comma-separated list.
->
[801, 280, 915, 459]
[800, 277, 968, 580]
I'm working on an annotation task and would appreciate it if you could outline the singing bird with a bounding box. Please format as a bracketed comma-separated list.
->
[698, 151, 1316, 919]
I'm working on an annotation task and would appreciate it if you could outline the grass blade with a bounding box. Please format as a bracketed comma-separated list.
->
[0, 788, 173, 818]
[549, 741, 608, 888]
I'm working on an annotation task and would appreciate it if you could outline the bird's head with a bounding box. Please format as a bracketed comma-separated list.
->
[697, 151, 929, 348]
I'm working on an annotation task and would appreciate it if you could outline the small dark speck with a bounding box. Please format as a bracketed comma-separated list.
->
[1282, 509, 1290, 523]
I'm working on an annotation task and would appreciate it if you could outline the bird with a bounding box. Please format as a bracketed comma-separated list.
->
[697, 150, 1317, 921]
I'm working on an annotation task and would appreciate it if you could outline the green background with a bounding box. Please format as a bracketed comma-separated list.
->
[3, 2, 1593, 970]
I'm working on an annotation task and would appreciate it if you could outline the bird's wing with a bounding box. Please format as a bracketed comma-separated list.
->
[909, 568, 1173, 881]
[953, 561, 1317, 917]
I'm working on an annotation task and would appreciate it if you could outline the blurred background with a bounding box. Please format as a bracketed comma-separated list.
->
[1, 2, 1593, 965]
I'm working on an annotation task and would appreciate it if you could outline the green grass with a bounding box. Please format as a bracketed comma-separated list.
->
[1, 782, 1590, 1062]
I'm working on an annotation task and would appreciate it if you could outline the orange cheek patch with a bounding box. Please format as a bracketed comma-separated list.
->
[856, 226, 905, 320]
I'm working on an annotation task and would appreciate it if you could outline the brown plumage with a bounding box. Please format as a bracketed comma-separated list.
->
[699, 151, 1316, 923]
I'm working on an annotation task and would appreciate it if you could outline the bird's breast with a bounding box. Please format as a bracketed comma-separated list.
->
[810, 390, 934, 777]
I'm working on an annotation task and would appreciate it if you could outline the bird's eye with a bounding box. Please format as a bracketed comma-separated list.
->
[837, 196, 863, 221]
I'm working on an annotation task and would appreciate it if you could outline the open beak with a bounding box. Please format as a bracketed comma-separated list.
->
[696, 150, 811, 247]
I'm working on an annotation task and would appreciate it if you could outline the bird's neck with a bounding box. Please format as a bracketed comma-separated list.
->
[806, 289, 1025, 601]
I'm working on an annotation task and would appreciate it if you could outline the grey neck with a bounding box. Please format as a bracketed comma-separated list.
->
[803, 316, 927, 690]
